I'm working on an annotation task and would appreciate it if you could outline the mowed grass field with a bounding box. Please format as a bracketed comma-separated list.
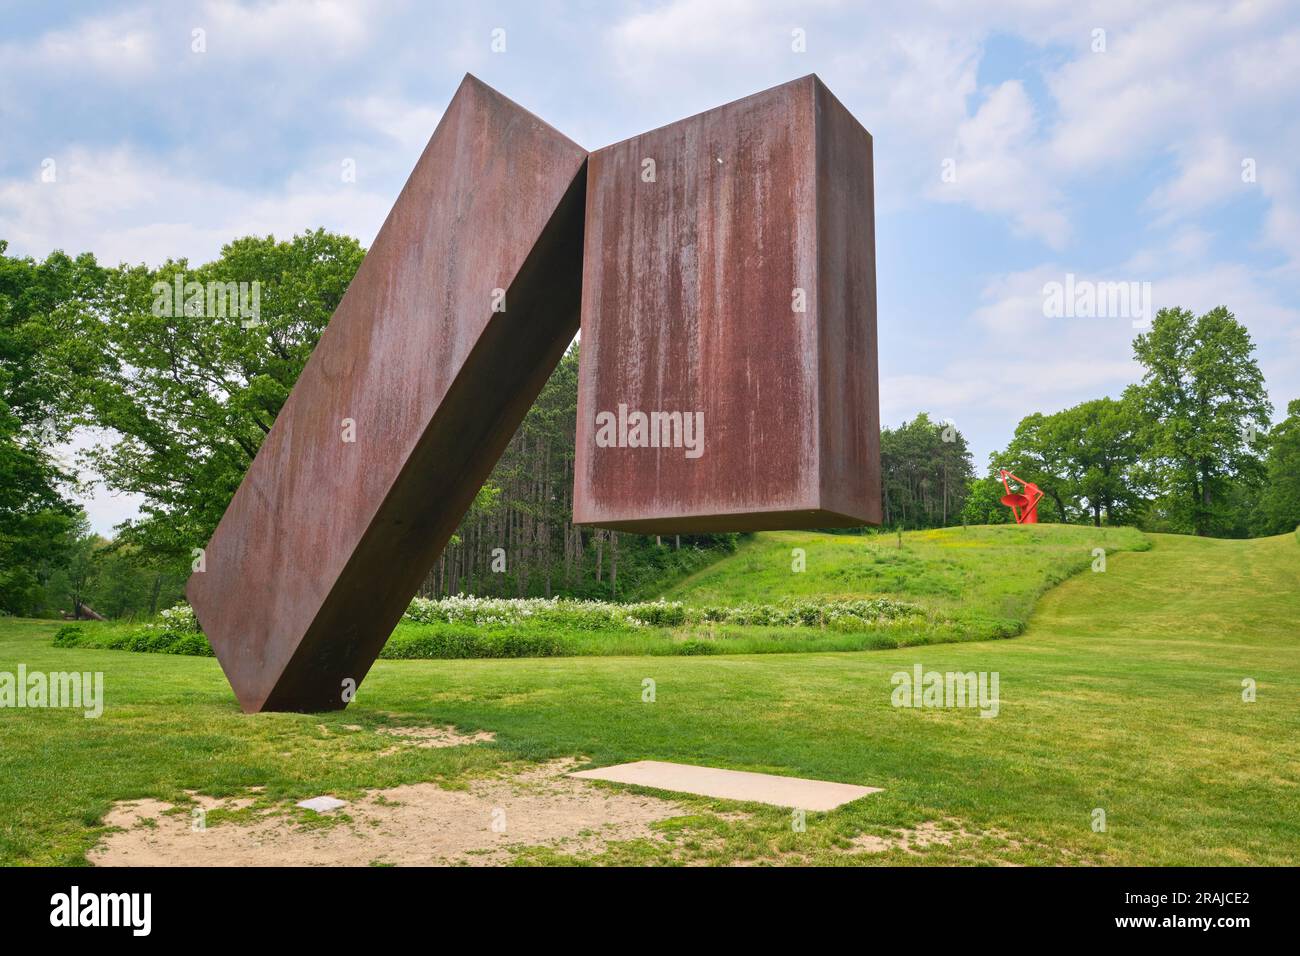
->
[1, 527, 1297, 866]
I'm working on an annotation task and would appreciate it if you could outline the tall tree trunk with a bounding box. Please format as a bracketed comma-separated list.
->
[1198, 460, 1213, 536]
[609, 531, 618, 599]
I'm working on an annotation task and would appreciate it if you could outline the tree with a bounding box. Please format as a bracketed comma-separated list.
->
[960, 475, 1012, 526]
[0, 241, 101, 614]
[879, 413, 975, 529]
[426, 343, 738, 599]
[57, 519, 104, 619]
[987, 396, 1142, 528]
[1130, 306, 1270, 536]
[74, 230, 365, 569]
[1008, 397, 1145, 527]
[1063, 397, 1144, 526]
[999, 412, 1076, 521]
[1253, 399, 1300, 536]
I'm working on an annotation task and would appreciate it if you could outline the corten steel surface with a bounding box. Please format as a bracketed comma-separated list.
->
[186, 75, 587, 713]
[573, 75, 880, 533]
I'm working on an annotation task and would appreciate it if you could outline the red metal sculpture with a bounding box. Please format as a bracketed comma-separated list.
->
[999, 469, 1043, 524]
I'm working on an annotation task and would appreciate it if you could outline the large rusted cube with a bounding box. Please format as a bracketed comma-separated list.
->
[187, 76, 587, 712]
[573, 75, 880, 533]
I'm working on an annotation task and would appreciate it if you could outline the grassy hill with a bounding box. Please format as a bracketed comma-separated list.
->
[662, 524, 1149, 638]
[55, 524, 1150, 659]
[0, 529, 1297, 865]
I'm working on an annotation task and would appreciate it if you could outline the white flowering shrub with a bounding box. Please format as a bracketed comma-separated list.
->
[402, 595, 679, 629]
[402, 595, 918, 630]
[146, 603, 199, 633]
[697, 598, 920, 628]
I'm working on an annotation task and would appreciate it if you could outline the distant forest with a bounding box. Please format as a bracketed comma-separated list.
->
[421, 344, 738, 602]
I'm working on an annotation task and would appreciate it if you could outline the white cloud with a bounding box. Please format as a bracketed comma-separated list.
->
[607, 0, 792, 78]
[0, 146, 391, 267]
[343, 96, 446, 153]
[198, 0, 375, 60]
[1259, 171, 1300, 273]
[1145, 136, 1247, 221]
[930, 81, 1070, 248]
[4, 8, 162, 79]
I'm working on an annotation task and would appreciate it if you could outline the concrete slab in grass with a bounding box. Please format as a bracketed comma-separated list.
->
[570, 760, 880, 811]
[297, 796, 347, 814]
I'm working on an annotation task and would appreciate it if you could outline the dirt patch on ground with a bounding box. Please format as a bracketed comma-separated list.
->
[847, 818, 1022, 856]
[377, 725, 496, 751]
[89, 759, 690, 866]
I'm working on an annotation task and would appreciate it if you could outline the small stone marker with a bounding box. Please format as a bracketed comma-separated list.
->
[570, 760, 880, 811]
[296, 796, 347, 814]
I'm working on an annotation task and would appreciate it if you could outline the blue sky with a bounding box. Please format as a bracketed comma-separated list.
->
[2, 1, 1298, 533]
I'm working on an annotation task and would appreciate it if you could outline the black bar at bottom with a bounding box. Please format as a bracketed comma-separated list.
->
[0, 865, 1281, 942]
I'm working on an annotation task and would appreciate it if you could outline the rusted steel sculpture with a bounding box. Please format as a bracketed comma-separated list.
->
[190, 73, 879, 713]
[186, 76, 587, 712]
[573, 75, 880, 532]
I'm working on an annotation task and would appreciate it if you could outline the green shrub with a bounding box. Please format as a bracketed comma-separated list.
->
[675, 639, 718, 655]
[52, 625, 84, 646]
[50, 618, 214, 657]
[381, 626, 566, 660]
[398, 594, 924, 632]
[162, 632, 214, 656]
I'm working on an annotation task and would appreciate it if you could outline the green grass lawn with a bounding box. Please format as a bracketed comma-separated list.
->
[1, 527, 1297, 866]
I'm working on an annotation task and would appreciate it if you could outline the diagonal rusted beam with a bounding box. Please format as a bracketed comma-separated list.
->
[186, 75, 587, 713]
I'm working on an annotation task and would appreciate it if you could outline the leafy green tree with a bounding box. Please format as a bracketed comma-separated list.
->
[1064, 397, 1144, 526]
[83, 541, 186, 619]
[879, 413, 975, 529]
[75, 230, 365, 568]
[999, 412, 1076, 521]
[1253, 399, 1300, 536]
[984, 396, 1144, 527]
[0, 398, 66, 612]
[0, 241, 106, 442]
[960, 475, 1012, 526]
[1130, 306, 1270, 536]
[0, 241, 103, 614]
[48, 519, 105, 619]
